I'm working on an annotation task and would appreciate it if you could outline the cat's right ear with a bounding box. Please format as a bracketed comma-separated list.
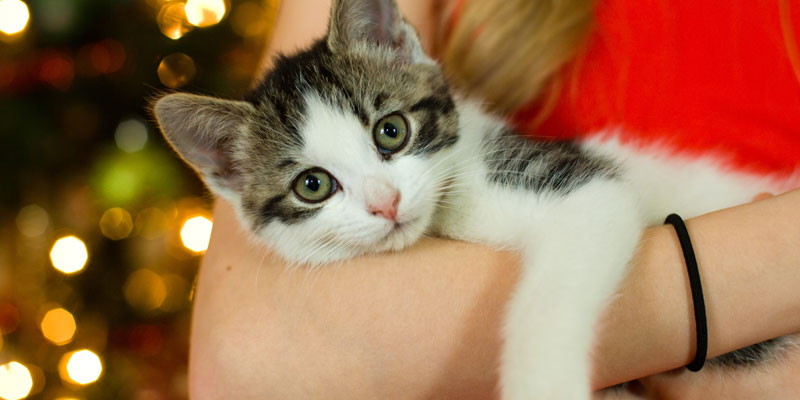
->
[152, 93, 255, 199]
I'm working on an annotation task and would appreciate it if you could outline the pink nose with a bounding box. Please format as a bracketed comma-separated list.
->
[368, 190, 400, 221]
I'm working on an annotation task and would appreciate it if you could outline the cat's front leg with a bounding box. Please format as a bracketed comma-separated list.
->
[501, 180, 644, 400]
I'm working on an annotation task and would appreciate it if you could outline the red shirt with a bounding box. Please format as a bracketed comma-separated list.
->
[513, 0, 800, 175]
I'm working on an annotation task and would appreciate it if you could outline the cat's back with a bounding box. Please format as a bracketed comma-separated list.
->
[581, 135, 791, 223]
[435, 111, 790, 240]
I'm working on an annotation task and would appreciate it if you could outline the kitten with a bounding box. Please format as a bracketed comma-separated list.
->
[153, 0, 797, 398]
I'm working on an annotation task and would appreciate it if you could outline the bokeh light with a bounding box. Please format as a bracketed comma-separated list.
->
[16, 204, 49, 238]
[49, 236, 89, 275]
[180, 216, 212, 253]
[0, 0, 30, 35]
[124, 269, 167, 312]
[0, 361, 33, 400]
[159, 273, 191, 312]
[32, 0, 75, 36]
[40, 308, 77, 346]
[114, 119, 149, 153]
[0, 303, 20, 335]
[135, 207, 169, 239]
[157, 53, 196, 89]
[60, 350, 102, 386]
[230, 1, 267, 38]
[89, 40, 126, 75]
[158, 1, 193, 40]
[24, 364, 45, 398]
[75, 40, 127, 77]
[91, 147, 183, 207]
[3, 0, 278, 397]
[99, 207, 134, 240]
[184, 0, 226, 28]
[123, 268, 167, 312]
[38, 52, 75, 90]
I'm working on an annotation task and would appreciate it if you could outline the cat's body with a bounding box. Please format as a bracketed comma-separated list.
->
[153, 0, 797, 398]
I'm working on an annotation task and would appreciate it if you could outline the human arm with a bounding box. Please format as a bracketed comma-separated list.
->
[188, 188, 800, 399]
[186, 0, 800, 397]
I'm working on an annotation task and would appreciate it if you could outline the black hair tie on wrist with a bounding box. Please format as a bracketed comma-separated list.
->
[664, 213, 707, 372]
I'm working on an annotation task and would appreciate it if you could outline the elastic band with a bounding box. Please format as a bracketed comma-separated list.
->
[664, 213, 708, 372]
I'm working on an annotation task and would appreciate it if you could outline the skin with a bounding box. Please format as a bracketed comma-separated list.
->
[187, 1, 800, 398]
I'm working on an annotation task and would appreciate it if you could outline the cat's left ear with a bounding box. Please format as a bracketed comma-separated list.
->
[327, 0, 434, 65]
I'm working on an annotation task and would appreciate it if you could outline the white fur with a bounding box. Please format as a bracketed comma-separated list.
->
[438, 104, 794, 399]
[268, 96, 796, 398]
[248, 90, 796, 396]
[254, 93, 447, 265]
[583, 134, 789, 223]
[422, 103, 642, 398]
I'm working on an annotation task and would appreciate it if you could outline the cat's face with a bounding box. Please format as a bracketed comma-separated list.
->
[153, 0, 459, 264]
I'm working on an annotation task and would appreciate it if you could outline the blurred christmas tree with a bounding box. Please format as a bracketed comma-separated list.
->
[0, 0, 277, 398]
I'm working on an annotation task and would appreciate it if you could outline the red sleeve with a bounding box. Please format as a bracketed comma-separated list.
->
[513, 0, 800, 175]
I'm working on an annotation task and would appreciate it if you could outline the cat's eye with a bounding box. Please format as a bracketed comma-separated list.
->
[293, 168, 338, 203]
[373, 114, 409, 155]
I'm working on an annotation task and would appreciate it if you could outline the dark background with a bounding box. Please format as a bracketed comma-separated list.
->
[0, 0, 276, 398]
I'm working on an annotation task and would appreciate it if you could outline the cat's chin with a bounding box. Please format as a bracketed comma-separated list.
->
[277, 214, 430, 267]
[374, 217, 426, 253]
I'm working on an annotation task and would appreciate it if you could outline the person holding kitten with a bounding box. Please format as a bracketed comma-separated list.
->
[186, 0, 800, 398]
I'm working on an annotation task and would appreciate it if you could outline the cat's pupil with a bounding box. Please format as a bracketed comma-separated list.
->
[305, 175, 321, 192]
[383, 123, 398, 138]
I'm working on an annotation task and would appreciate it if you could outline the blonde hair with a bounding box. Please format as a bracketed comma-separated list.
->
[441, 0, 596, 115]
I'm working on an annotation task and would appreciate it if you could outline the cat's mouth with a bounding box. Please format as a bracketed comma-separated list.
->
[381, 216, 420, 242]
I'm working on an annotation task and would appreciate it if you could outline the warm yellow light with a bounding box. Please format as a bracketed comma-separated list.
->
[230, 1, 267, 38]
[0, 0, 30, 35]
[180, 216, 212, 253]
[158, 2, 193, 40]
[61, 350, 102, 385]
[40, 308, 77, 346]
[184, 0, 225, 27]
[159, 273, 190, 312]
[0, 361, 33, 400]
[123, 269, 167, 312]
[134, 207, 169, 239]
[99, 207, 134, 240]
[49, 236, 88, 274]
[157, 53, 196, 89]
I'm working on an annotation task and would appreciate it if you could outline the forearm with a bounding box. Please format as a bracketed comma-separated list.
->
[594, 188, 800, 386]
[189, 200, 516, 399]
[189, 190, 800, 398]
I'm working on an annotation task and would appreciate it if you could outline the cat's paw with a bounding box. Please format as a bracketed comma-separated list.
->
[500, 346, 591, 400]
[500, 373, 590, 400]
